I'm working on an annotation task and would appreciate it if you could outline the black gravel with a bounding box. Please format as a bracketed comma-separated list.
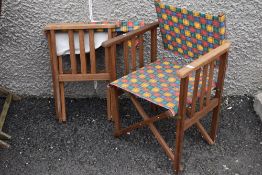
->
[0, 96, 261, 175]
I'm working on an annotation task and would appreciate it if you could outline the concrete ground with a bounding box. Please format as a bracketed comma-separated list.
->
[0, 96, 261, 175]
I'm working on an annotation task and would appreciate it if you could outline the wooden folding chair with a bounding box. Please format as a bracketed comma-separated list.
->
[45, 23, 116, 122]
[103, 0, 231, 174]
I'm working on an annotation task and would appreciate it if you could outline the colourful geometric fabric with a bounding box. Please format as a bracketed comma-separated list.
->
[115, 21, 145, 32]
[88, 20, 145, 32]
[110, 58, 210, 115]
[155, 1, 226, 60]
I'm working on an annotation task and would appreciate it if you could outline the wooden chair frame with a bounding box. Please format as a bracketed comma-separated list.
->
[102, 22, 231, 174]
[45, 23, 116, 122]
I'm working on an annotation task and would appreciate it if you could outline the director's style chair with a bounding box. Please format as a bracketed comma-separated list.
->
[102, 0, 231, 174]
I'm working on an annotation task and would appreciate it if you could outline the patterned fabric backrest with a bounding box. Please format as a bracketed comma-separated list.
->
[154, 0, 226, 60]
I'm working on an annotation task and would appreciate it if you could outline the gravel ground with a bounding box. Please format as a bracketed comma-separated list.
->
[0, 96, 261, 175]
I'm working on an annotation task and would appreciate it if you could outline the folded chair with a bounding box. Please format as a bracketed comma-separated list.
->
[45, 23, 116, 122]
[103, 0, 231, 174]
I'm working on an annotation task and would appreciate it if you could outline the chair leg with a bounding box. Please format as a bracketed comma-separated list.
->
[210, 105, 221, 142]
[107, 87, 112, 121]
[110, 86, 121, 137]
[59, 82, 66, 122]
[52, 79, 62, 121]
[174, 117, 185, 174]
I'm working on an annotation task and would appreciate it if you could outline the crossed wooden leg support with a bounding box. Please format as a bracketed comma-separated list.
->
[110, 86, 221, 174]
[0, 94, 12, 148]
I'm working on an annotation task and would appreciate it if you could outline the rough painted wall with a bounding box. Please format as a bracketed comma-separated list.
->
[0, 0, 261, 97]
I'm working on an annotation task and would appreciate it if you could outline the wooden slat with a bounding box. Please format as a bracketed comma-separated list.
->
[151, 28, 157, 62]
[190, 69, 201, 117]
[79, 30, 87, 74]
[58, 56, 63, 74]
[123, 41, 129, 75]
[110, 46, 117, 80]
[184, 98, 219, 130]
[139, 35, 144, 68]
[108, 28, 113, 39]
[59, 73, 110, 82]
[45, 23, 116, 31]
[89, 29, 96, 74]
[131, 37, 137, 71]
[105, 47, 110, 73]
[206, 61, 215, 105]
[199, 65, 208, 110]
[187, 68, 214, 145]
[177, 41, 231, 78]
[68, 30, 77, 74]
[112, 32, 117, 79]
[105, 29, 113, 74]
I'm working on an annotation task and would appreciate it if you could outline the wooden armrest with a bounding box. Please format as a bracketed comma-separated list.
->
[44, 23, 116, 31]
[102, 21, 159, 48]
[177, 40, 231, 78]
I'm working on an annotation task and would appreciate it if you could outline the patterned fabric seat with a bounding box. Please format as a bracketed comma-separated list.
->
[110, 57, 212, 115]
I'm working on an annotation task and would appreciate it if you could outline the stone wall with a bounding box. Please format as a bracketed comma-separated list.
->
[0, 0, 261, 97]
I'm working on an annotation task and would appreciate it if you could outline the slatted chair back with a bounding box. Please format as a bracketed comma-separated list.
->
[155, 0, 226, 60]
[45, 24, 115, 76]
